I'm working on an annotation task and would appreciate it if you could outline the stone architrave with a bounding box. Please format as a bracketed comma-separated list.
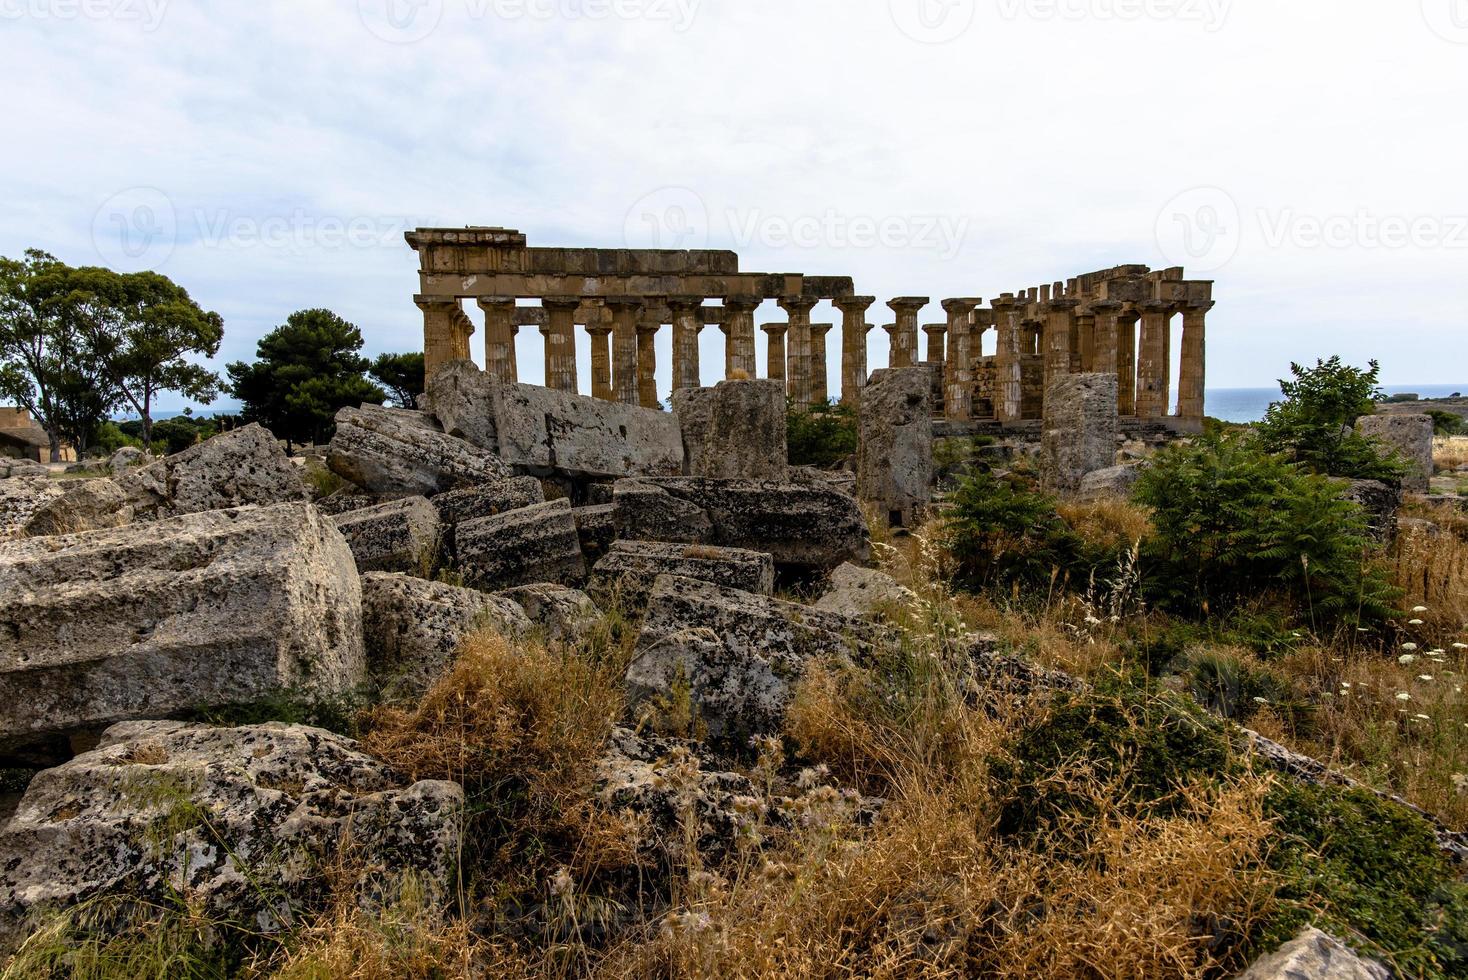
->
[856, 366, 933, 527]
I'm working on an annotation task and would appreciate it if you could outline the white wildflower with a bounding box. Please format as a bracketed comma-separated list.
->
[1397, 692, 1413, 702]
[1400, 654, 1419, 665]
[1402, 643, 1420, 652]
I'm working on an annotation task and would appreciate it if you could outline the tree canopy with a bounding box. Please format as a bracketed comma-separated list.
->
[369, 351, 426, 410]
[226, 309, 385, 449]
[1255, 356, 1405, 482]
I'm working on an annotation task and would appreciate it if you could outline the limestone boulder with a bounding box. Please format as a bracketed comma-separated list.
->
[106, 446, 146, 474]
[455, 498, 587, 590]
[0, 502, 364, 761]
[589, 540, 774, 612]
[333, 496, 441, 574]
[0, 476, 65, 541]
[497, 583, 603, 646]
[118, 424, 309, 521]
[572, 502, 620, 563]
[361, 572, 530, 701]
[857, 367, 933, 526]
[419, 359, 500, 451]
[0, 458, 48, 480]
[1042, 373, 1119, 496]
[613, 480, 714, 544]
[626, 627, 788, 741]
[1077, 463, 1142, 502]
[328, 404, 510, 496]
[22, 477, 134, 537]
[637, 478, 870, 570]
[430, 476, 545, 527]
[1357, 413, 1434, 493]
[1234, 927, 1389, 980]
[813, 563, 916, 619]
[0, 720, 463, 948]
[671, 379, 787, 479]
[1342, 479, 1402, 541]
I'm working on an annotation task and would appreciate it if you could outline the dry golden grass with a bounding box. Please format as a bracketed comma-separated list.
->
[1056, 497, 1154, 555]
[1435, 435, 1468, 473]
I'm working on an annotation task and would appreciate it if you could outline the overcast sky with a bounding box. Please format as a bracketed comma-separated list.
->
[3, 0, 1465, 411]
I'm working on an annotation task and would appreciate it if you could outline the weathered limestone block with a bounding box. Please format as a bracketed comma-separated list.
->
[572, 503, 620, 563]
[1234, 927, 1389, 980]
[497, 583, 603, 646]
[613, 480, 714, 544]
[328, 403, 510, 496]
[361, 572, 529, 701]
[1357, 413, 1434, 493]
[0, 459, 48, 480]
[1077, 463, 1142, 502]
[430, 476, 545, 526]
[671, 379, 787, 479]
[637, 478, 870, 570]
[119, 424, 309, 520]
[0, 477, 64, 541]
[0, 720, 463, 948]
[333, 496, 441, 574]
[455, 498, 587, 590]
[0, 503, 364, 760]
[1342, 478, 1402, 541]
[589, 540, 774, 612]
[626, 628, 787, 741]
[813, 563, 916, 619]
[1042, 372, 1119, 496]
[789, 465, 858, 498]
[315, 485, 404, 517]
[21, 477, 134, 537]
[857, 367, 933, 526]
[424, 363, 684, 479]
[106, 446, 146, 474]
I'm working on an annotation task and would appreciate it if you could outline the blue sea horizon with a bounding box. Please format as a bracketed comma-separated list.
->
[1206, 384, 1466, 424]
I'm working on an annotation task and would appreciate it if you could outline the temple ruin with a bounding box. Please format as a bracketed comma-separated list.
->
[407, 228, 1214, 432]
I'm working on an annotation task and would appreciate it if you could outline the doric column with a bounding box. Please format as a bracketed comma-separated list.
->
[1075, 306, 1096, 373]
[1135, 300, 1174, 419]
[833, 296, 875, 407]
[886, 297, 928, 368]
[636, 310, 661, 409]
[1089, 300, 1121, 377]
[810, 323, 833, 406]
[1042, 296, 1079, 384]
[722, 295, 761, 380]
[991, 294, 1025, 424]
[476, 297, 518, 384]
[605, 297, 644, 405]
[451, 307, 476, 362]
[1177, 301, 1213, 426]
[778, 296, 819, 407]
[1116, 306, 1139, 415]
[668, 296, 703, 393]
[762, 323, 788, 382]
[541, 297, 580, 393]
[417, 297, 464, 379]
[586, 317, 613, 401]
[940, 297, 980, 421]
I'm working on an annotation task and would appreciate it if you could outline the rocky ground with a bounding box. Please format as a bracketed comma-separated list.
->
[0, 371, 1461, 978]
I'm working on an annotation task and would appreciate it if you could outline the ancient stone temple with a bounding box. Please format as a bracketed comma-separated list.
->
[406, 229, 1214, 432]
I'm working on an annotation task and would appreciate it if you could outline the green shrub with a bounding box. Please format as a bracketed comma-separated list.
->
[1134, 433, 1399, 629]
[786, 401, 857, 467]
[93, 421, 142, 455]
[1255, 357, 1406, 482]
[943, 470, 1096, 595]
[1181, 648, 1312, 732]
[1428, 410, 1464, 437]
[1257, 782, 1468, 977]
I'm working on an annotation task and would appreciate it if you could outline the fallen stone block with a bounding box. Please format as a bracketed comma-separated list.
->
[425, 362, 684, 479]
[328, 403, 510, 496]
[858, 367, 933, 526]
[0, 502, 364, 761]
[1077, 463, 1142, 502]
[813, 563, 916, 619]
[1357, 413, 1434, 493]
[455, 498, 587, 590]
[614, 480, 713, 544]
[22, 478, 134, 537]
[626, 627, 787, 741]
[572, 503, 619, 563]
[1042, 372, 1120, 497]
[590, 540, 774, 612]
[1234, 927, 1389, 980]
[362, 572, 529, 701]
[0, 477, 66, 541]
[671, 379, 787, 480]
[636, 478, 870, 570]
[333, 496, 441, 574]
[497, 583, 603, 646]
[106, 446, 146, 474]
[430, 476, 545, 526]
[1342, 478, 1402, 541]
[119, 424, 309, 520]
[0, 720, 463, 948]
[0, 459, 49, 480]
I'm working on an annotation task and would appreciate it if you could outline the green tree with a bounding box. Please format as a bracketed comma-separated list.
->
[1134, 433, 1398, 629]
[369, 351, 425, 409]
[787, 401, 858, 466]
[46, 265, 223, 453]
[1256, 357, 1405, 482]
[0, 250, 120, 460]
[225, 309, 385, 450]
[943, 469, 1091, 594]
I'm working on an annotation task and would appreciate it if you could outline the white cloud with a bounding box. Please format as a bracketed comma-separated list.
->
[1, 0, 1464, 413]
